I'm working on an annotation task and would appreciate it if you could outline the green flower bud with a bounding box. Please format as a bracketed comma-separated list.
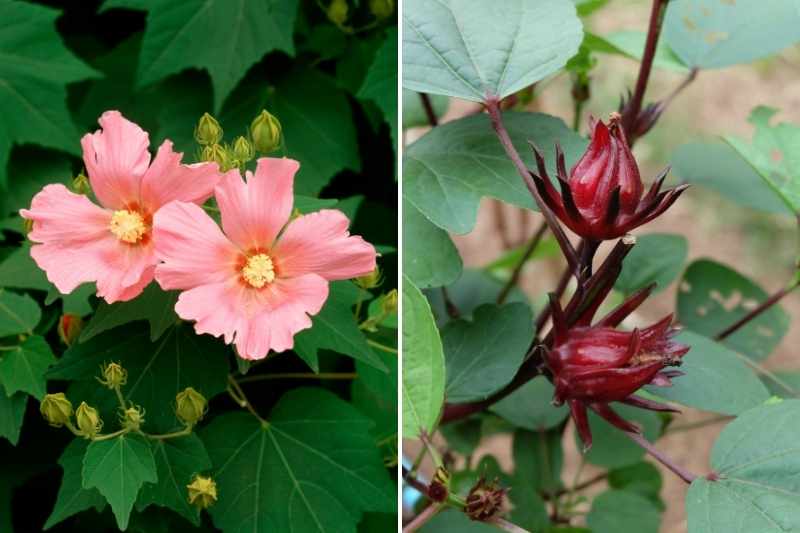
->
[327, 0, 349, 26]
[201, 143, 233, 171]
[250, 110, 282, 154]
[381, 289, 397, 314]
[355, 266, 383, 290]
[194, 113, 223, 146]
[23, 217, 34, 235]
[175, 387, 207, 426]
[232, 136, 254, 164]
[98, 362, 127, 389]
[75, 402, 103, 439]
[71, 172, 91, 195]
[369, 0, 393, 18]
[57, 314, 83, 347]
[121, 405, 145, 431]
[40, 393, 73, 427]
[187, 474, 217, 509]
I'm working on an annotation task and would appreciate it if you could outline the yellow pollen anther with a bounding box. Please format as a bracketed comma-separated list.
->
[242, 254, 275, 288]
[109, 210, 147, 243]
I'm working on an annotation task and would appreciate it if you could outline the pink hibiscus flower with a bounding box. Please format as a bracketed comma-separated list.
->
[152, 157, 377, 360]
[20, 111, 226, 304]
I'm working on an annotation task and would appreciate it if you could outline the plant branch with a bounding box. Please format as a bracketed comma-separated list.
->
[227, 375, 267, 424]
[715, 280, 799, 340]
[238, 372, 358, 383]
[660, 67, 699, 110]
[404, 503, 441, 532]
[625, 431, 697, 484]
[147, 426, 193, 441]
[367, 339, 398, 353]
[420, 93, 439, 127]
[497, 221, 548, 305]
[441, 287, 461, 319]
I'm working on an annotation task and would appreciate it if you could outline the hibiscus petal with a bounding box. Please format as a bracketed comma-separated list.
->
[153, 201, 240, 290]
[81, 110, 151, 209]
[214, 157, 298, 251]
[139, 140, 225, 211]
[174, 273, 328, 360]
[273, 209, 376, 281]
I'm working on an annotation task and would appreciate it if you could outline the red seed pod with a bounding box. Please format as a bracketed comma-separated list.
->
[530, 113, 687, 241]
[546, 290, 689, 451]
[464, 476, 508, 522]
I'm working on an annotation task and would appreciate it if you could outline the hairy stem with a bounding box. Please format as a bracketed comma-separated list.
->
[715, 280, 799, 340]
[497, 221, 548, 305]
[625, 431, 697, 484]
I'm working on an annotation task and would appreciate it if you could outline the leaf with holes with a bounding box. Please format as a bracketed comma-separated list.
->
[686, 399, 800, 533]
[404, 112, 587, 234]
[677, 259, 789, 362]
[403, 0, 583, 102]
[0, 335, 56, 400]
[201, 388, 394, 532]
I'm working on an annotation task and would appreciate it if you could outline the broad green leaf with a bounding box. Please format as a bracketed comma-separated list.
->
[439, 418, 482, 456]
[763, 370, 800, 398]
[268, 69, 360, 195]
[725, 106, 800, 214]
[491, 378, 569, 431]
[44, 440, 106, 530]
[677, 259, 789, 362]
[587, 490, 660, 533]
[646, 331, 768, 415]
[615, 233, 688, 296]
[358, 28, 398, 145]
[294, 282, 387, 373]
[420, 508, 497, 532]
[0, 290, 40, 336]
[81, 283, 177, 342]
[581, 405, 661, 469]
[201, 388, 394, 533]
[664, 0, 800, 69]
[671, 142, 790, 215]
[427, 269, 530, 326]
[403, 198, 462, 289]
[585, 30, 689, 72]
[403, 0, 583, 102]
[0, 1, 98, 186]
[48, 323, 229, 432]
[686, 399, 800, 533]
[0, 335, 55, 399]
[351, 357, 398, 464]
[105, 0, 299, 110]
[404, 112, 587, 234]
[402, 90, 448, 129]
[82, 433, 158, 530]
[608, 462, 664, 510]
[485, 237, 560, 272]
[0, 383, 25, 445]
[294, 195, 338, 214]
[366, 295, 398, 330]
[1, 148, 71, 216]
[444, 303, 533, 402]
[402, 275, 445, 439]
[512, 429, 564, 495]
[137, 434, 212, 526]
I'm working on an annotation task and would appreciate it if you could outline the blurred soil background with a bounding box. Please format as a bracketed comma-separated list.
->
[403, 1, 800, 531]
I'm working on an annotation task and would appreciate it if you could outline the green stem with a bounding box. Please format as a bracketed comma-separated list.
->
[227, 375, 267, 424]
[147, 426, 193, 441]
[238, 372, 357, 383]
[92, 428, 129, 442]
[367, 339, 397, 354]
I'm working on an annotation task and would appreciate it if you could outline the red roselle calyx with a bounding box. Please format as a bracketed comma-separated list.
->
[546, 291, 690, 451]
[530, 113, 687, 241]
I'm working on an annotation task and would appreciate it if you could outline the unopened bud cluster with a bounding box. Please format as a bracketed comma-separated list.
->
[195, 110, 282, 171]
[75, 401, 103, 439]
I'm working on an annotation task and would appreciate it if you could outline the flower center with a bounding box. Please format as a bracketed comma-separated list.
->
[242, 253, 275, 288]
[109, 210, 147, 243]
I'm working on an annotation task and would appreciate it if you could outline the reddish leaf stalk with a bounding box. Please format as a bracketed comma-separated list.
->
[419, 93, 439, 127]
[403, 503, 441, 533]
[625, 431, 697, 484]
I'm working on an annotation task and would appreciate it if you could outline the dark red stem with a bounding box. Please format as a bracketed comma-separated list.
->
[496, 221, 548, 305]
[419, 93, 439, 127]
[715, 281, 798, 340]
[625, 431, 697, 484]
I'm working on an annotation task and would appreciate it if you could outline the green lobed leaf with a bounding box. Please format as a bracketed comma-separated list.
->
[403, 0, 583, 102]
[664, 0, 800, 69]
[491, 378, 569, 431]
[587, 490, 661, 533]
[402, 275, 445, 439]
[402, 198, 463, 289]
[201, 388, 394, 533]
[439, 417, 482, 456]
[646, 331, 769, 415]
[725, 106, 800, 214]
[615, 233, 688, 296]
[443, 303, 533, 402]
[82, 433, 158, 530]
[0, 383, 26, 446]
[104, 0, 299, 110]
[0, 335, 55, 400]
[44, 440, 106, 530]
[677, 259, 790, 362]
[581, 405, 661, 469]
[512, 428, 564, 496]
[136, 434, 212, 526]
[358, 28, 398, 145]
[404, 112, 587, 234]
[351, 356, 398, 463]
[585, 30, 689, 72]
[402, 89, 449, 129]
[686, 399, 800, 533]
[80, 283, 178, 342]
[294, 282, 388, 373]
[0, 1, 98, 186]
[268, 69, 361, 195]
[670, 141, 791, 215]
[1, 148, 72, 216]
[48, 323, 229, 432]
[608, 461, 664, 510]
[0, 289, 40, 336]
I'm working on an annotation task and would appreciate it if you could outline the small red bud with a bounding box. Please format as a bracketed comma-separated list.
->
[57, 314, 83, 346]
